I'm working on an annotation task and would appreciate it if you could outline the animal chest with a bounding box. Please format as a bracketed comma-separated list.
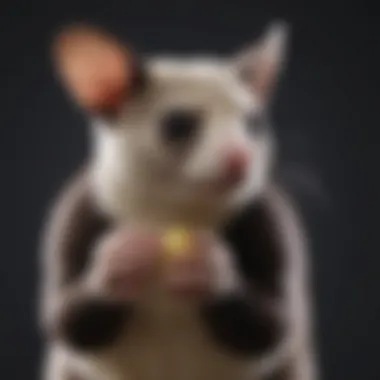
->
[73, 283, 253, 380]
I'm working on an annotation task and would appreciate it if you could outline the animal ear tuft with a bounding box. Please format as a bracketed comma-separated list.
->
[52, 24, 141, 115]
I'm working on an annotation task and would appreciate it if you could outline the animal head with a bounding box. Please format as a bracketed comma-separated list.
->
[52, 22, 289, 225]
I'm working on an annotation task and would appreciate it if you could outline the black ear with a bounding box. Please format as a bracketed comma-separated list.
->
[234, 22, 289, 103]
[52, 24, 144, 116]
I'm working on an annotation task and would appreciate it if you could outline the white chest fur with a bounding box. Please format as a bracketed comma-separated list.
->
[59, 280, 253, 380]
[61, 163, 256, 380]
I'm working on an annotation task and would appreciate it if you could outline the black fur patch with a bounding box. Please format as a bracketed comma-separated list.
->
[59, 298, 132, 351]
[200, 194, 287, 356]
[201, 292, 283, 356]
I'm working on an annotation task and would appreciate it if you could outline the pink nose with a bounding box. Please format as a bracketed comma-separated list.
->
[222, 149, 250, 187]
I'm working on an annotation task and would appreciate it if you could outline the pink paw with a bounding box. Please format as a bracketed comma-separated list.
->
[163, 233, 241, 301]
[85, 226, 162, 301]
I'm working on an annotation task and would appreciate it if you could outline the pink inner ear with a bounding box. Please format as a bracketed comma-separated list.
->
[54, 26, 134, 114]
[238, 23, 287, 102]
[85, 52, 132, 114]
[254, 60, 278, 101]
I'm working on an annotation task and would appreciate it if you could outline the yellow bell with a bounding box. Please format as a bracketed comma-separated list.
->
[162, 227, 191, 259]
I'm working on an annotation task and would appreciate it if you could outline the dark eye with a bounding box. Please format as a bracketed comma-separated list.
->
[160, 109, 201, 144]
[246, 112, 267, 136]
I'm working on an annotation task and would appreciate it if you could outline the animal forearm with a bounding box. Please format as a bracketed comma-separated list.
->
[43, 284, 131, 351]
[201, 289, 285, 357]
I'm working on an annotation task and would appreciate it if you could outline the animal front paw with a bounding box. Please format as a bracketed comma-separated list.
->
[163, 232, 242, 300]
[85, 225, 162, 302]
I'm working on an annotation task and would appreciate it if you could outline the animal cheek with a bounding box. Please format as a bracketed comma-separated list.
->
[182, 151, 218, 181]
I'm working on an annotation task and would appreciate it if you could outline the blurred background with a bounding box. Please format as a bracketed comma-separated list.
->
[0, 0, 377, 379]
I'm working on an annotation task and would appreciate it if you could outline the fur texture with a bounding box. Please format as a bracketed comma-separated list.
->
[90, 57, 274, 227]
[39, 22, 317, 380]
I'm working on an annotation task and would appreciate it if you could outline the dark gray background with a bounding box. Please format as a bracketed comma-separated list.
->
[0, 0, 377, 379]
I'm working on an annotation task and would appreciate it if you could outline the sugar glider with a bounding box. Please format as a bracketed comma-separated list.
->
[39, 21, 318, 380]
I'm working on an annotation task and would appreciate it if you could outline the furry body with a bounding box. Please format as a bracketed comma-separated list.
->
[39, 23, 317, 380]
[40, 171, 315, 380]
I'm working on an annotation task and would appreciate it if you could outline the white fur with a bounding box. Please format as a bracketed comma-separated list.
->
[248, 187, 317, 379]
[90, 57, 274, 228]
[59, 57, 276, 380]
[45, 23, 308, 380]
